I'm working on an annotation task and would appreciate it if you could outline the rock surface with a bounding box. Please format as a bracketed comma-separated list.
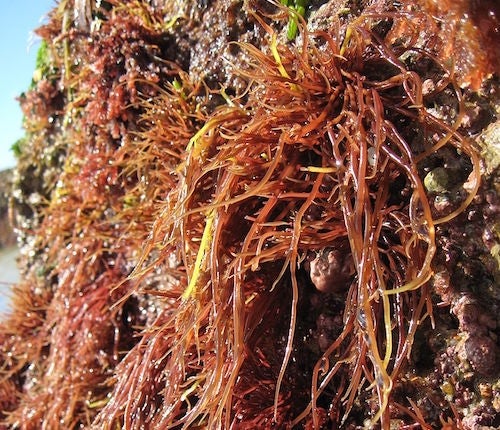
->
[0, 169, 16, 249]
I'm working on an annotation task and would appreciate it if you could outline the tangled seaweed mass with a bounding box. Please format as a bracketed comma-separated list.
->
[1, 0, 499, 428]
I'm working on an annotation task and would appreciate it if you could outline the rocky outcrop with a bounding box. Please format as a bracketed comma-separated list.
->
[0, 169, 16, 249]
[1, 1, 498, 428]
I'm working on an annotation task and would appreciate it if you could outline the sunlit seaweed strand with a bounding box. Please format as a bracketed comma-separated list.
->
[94, 6, 480, 430]
[0, 0, 190, 427]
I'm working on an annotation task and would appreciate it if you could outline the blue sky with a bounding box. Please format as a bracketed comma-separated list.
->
[0, 0, 56, 171]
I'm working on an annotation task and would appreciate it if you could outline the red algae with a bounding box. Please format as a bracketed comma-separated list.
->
[413, 0, 500, 90]
[0, 1, 498, 429]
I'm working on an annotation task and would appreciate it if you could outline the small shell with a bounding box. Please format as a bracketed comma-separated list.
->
[309, 247, 354, 293]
